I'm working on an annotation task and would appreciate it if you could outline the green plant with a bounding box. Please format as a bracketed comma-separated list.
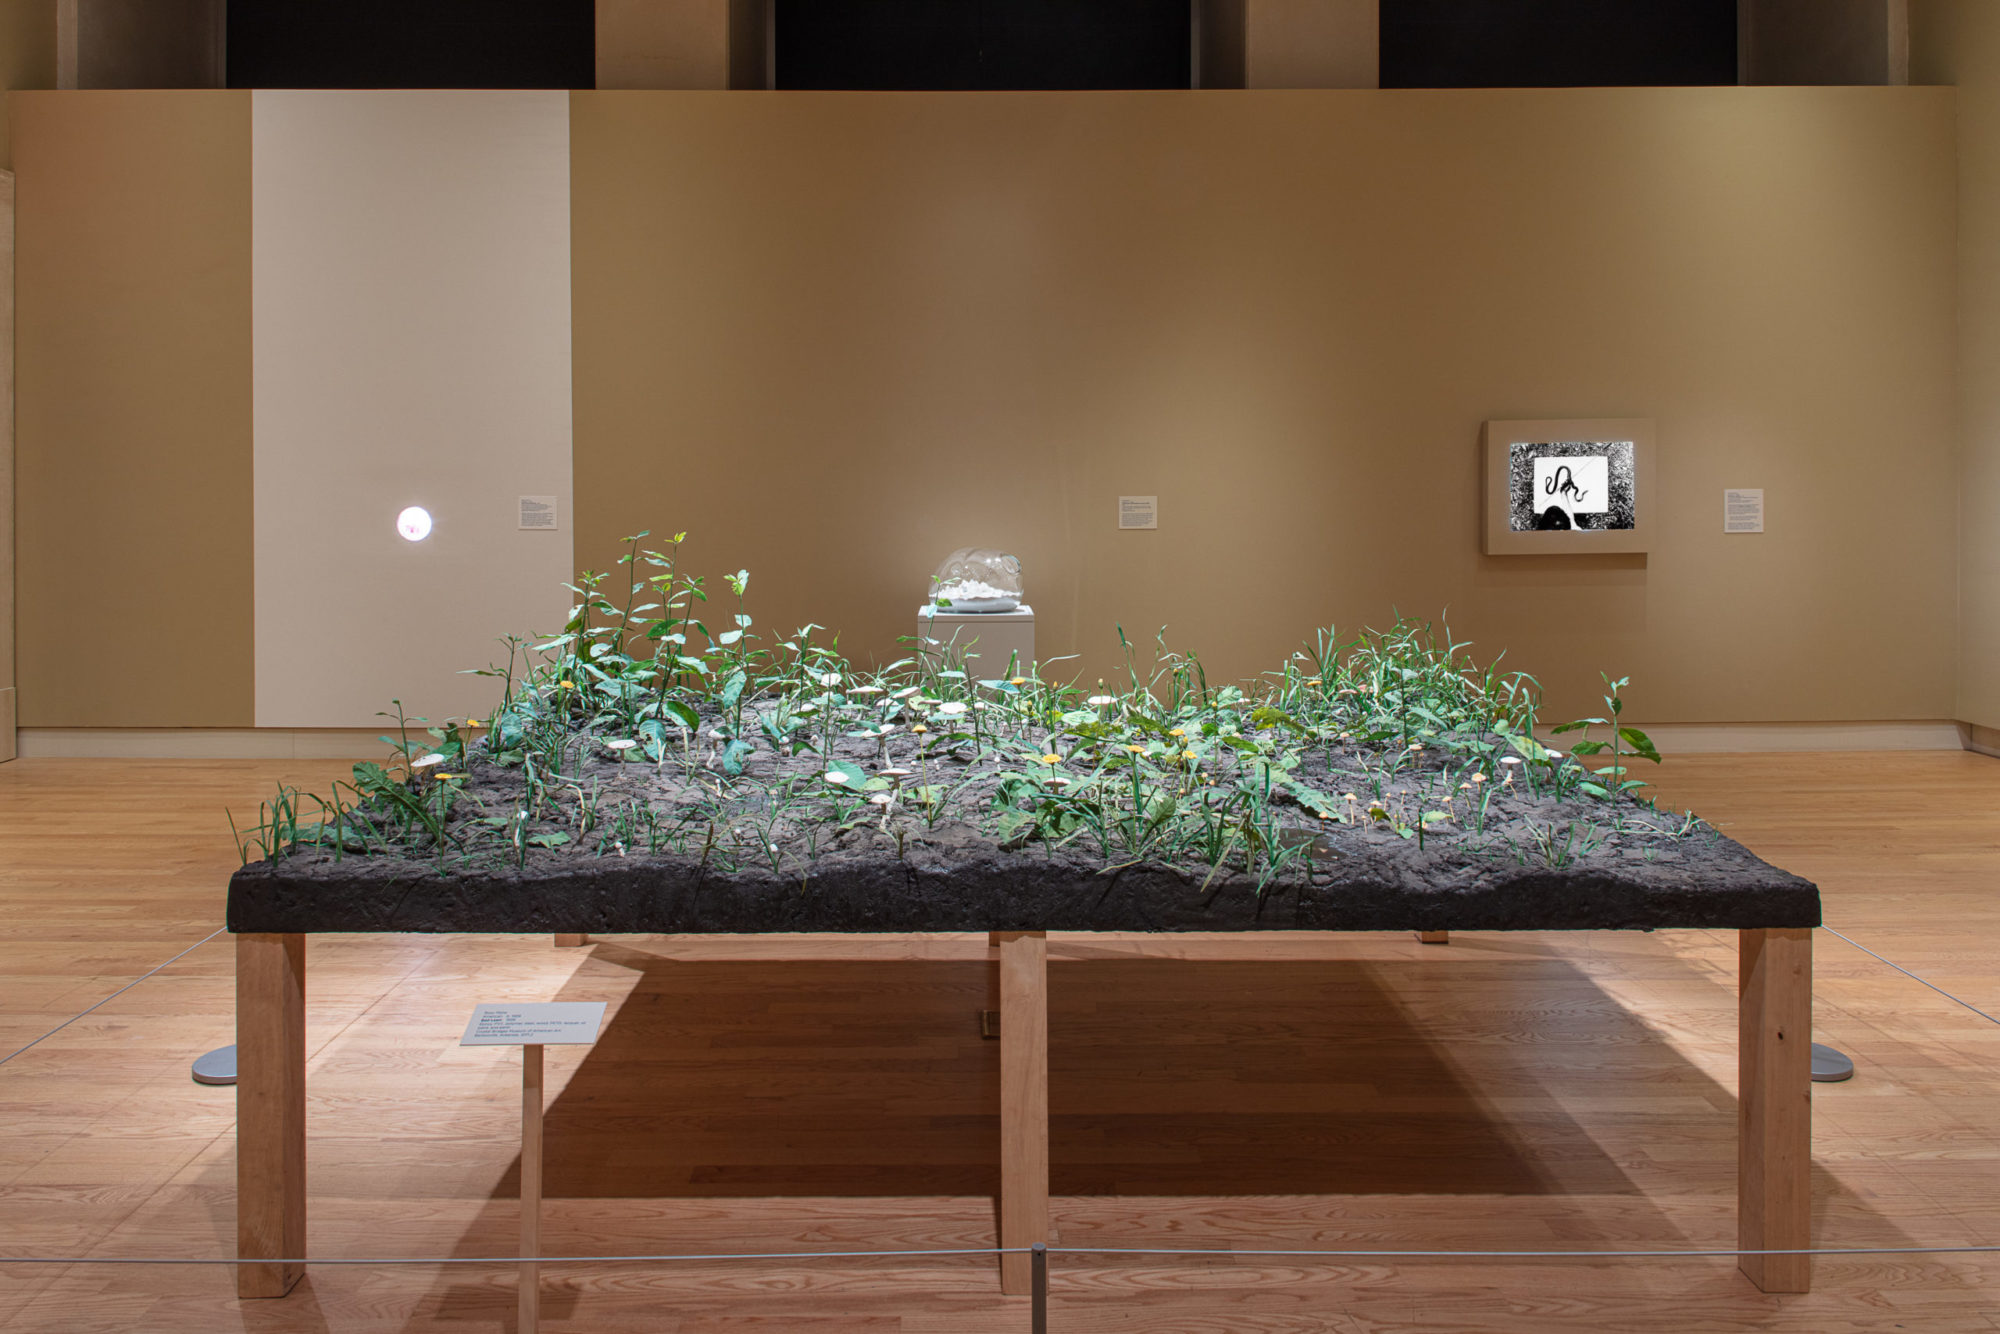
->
[1554, 673, 1662, 801]
[229, 528, 1687, 894]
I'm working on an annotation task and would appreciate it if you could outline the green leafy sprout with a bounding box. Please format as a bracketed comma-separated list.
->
[232, 530, 1701, 884]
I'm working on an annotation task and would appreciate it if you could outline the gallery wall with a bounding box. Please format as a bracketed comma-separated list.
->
[570, 88, 1957, 723]
[10, 87, 1963, 729]
[250, 91, 575, 727]
[1912, 1, 2000, 733]
[14, 92, 253, 727]
[0, 0, 54, 167]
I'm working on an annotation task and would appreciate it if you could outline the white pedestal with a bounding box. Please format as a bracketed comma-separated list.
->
[918, 604, 1035, 681]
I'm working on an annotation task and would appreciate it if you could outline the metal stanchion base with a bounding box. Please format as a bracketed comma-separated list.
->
[1811, 1042, 1855, 1082]
[192, 1044, 237, 1085]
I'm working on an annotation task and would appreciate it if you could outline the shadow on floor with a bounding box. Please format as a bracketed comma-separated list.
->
[492, 946, 1652, 1201]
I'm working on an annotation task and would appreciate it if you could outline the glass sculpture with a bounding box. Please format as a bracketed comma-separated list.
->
[931, 547, 1023, 612]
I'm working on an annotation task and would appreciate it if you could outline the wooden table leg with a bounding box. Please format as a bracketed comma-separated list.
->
[237, 932, 305, 1298]
[521, 1044, 544, 1334]
[996, 931, 1048, 1295]
[1739, 926, 1812, 1293]
[553, 934, 588, 948]
[1416, 931, 1449, 944]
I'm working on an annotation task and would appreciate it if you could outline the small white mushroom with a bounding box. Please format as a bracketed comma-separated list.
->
[411, 753, 446, 769]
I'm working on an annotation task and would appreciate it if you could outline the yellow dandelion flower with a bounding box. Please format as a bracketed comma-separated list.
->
[1183, 749, 1198, 761]
[912, 723, 928, 734]
[1168, 727, 1185, 737]
[1041, 753, 1062, 765]
[1125, 744, 1146, 754]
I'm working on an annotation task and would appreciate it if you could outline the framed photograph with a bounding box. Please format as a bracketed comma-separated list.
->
[1482, 418, 1653, 555]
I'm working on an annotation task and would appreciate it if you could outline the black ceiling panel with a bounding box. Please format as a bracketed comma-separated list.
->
[228, 0, 595, 90]
[776, 0, 1192, 90]
[1381, 0, 1737, 88]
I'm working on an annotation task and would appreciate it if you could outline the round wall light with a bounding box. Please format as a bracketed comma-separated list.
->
[396, 506, 433, 542]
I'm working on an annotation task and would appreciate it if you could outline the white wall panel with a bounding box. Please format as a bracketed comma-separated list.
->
[253, 91, 573, 727]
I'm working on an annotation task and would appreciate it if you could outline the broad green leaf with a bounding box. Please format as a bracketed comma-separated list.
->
[1285, 782, 1343, 819]
[1508, 733, 1553, 763]
[994, 809, 1035, 844]
[822, 760, 869, 788]
[1617, 727, 1663, 763]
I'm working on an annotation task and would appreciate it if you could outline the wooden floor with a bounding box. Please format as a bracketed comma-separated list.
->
[1, 753, 1998, 1331]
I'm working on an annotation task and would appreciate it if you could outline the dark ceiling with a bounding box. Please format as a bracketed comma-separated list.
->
[223, 0, 1740, 93]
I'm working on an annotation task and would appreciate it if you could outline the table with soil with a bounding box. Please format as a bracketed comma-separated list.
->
[227, 834, 1820, 1300]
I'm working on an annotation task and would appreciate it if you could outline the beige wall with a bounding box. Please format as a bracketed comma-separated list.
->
[68, 0, 224, 90]
[1914, 3, 2000, 728]
[13, 91, 252, 726]
[597, 0, 769, 90]
[0, 171, 12, 759]
[7, 89, 1963, 729]
[1743, 0, 1910, 85]
[570, 89, 1959, 724]
[251, 92, 575, 728]
[1246, 0, 1378, 89]
[597, 0, 730, 90]
[0, 3, 54, 168]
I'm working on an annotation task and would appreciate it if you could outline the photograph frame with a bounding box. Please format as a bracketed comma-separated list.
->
[1482, 417, 1654, 556]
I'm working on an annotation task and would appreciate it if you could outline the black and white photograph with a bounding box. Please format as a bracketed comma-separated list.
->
[1508, 438, 1637, 531]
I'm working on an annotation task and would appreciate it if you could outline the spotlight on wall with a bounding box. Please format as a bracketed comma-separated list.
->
[396, 506, 433, 542]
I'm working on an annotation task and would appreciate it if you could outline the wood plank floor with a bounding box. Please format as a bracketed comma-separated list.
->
[1, 753, 1998, 1331]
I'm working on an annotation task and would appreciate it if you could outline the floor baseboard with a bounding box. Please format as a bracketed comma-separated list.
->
[16, 728, 384, 760]
[1638, 720, 1965, 754]
[1961, 721, 2000, 759]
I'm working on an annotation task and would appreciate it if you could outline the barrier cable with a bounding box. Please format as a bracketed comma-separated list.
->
[0, 924, 1996, 1275]
[0, 927, 227, 1069]
[2, 1242, 2000, 1267]
[1821, 926, 2000, 1027]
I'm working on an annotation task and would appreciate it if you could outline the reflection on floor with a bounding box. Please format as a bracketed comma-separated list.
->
[0, 753, 1996, 1331]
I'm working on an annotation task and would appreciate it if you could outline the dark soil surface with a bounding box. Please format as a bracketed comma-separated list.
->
[229, 721, 1820, 935]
